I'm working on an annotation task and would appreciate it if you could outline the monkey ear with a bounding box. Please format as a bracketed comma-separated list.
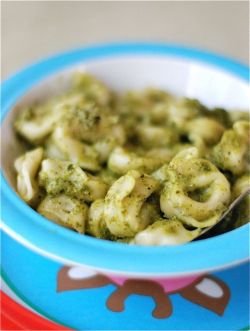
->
[57, 266, 111, 292]
[179, 275, 230, 316]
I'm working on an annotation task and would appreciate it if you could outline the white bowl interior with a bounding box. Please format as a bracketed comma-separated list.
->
[2, 55, 249, 189]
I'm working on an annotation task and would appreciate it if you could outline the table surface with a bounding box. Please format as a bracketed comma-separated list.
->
[2, 1, 249, 80]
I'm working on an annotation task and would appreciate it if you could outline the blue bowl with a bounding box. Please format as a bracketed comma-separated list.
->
[1, 42, 249, 275]
[1, 43, 249, 330]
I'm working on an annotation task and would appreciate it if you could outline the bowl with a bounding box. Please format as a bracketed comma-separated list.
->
[1, 43, 249, 330]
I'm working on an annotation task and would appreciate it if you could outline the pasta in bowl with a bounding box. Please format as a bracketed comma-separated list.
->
[12, 73, 249, 246]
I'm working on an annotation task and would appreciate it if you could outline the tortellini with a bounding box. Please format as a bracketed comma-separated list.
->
[231, 174, 250, 228]
[72, 72, 112, 106]
[108, 147, 164, 175]
[59, 102, 121, 144]
[160, 148, 231, 228]
[14, 105, 62, 144]
[133, 218, 201, 246]
[211, 121, 249, 175]
[87, 199, 108, 238]
[87, 176, 159, 239]
[38, 194, 88, 233]
[167, 98, 206, 128]
[14, 147, 43, 204]
[14, 93, 84, 144]
[38, 159, 107, 202]
[136, 124, 179, 148]
[46, 126, 100, 171]
[13, 73, 249, 245]
[104, 170, 159, 237]
[184, 117, 225, 145]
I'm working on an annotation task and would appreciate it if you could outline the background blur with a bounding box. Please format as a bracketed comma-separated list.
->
[2, 1, 249, 79]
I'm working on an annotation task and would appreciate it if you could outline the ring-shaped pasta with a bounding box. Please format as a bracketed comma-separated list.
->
[133, 218, 201, 246]
[160, 148, 231, 228]
[87, 199, 109, 239]
[38, 194, 88, 233]
[211, 120, 249, 175]
[136, 124, 179, 148]
[38, 159, 107, 202]
[46, 126, 100, 171]
[231, 174, 250, 228]
[184, 117, 225, 145]
[167, 98, 206, 129]
[104, 170, 159, 237]
[14, 93, 83, 144]
[108, 147, 164, 175]
[14, 147, 43, 204]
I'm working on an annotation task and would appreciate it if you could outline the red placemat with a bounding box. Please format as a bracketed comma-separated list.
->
[0, 291, 72, 330]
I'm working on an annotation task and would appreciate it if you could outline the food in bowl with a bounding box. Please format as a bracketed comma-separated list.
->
[13, 73, 250, 245]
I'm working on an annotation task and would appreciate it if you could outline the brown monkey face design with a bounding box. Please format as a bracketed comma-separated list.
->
[57, 266, 230, 319]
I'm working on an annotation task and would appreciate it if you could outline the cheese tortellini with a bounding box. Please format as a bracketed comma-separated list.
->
[38, 194, 88, 233]
[14, 147, 43, 204]
[133, 218, 201, 246]
[211, 121, 249, 175]
[160, 148, 231, 228]
[104, 170, 159, 237]
[14, 73, 249, 244]
[38, 159, 107, 202]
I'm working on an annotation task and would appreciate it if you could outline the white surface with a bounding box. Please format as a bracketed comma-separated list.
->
[196, 278, 224, 298]
[2, 1, 249, 79]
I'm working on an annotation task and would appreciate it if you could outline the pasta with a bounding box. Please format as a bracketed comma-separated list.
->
[103, 170, 159, 237]
[38, 159, 108, 202]
[160, 148, 231, 228]
[13, 73, 249, 244]
[14, 147, 43, 204]
[108, 147, 164, 175]
[38, 194, 88, 233]
[45, 126, 100, 171]
[211, 121, 249, 175]
[132, 218, 201, 246]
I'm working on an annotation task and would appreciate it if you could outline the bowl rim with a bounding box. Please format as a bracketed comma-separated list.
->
[1, 42, 249, 276]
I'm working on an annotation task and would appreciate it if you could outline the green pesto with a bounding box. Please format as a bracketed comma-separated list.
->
[13, 73, 249, 243]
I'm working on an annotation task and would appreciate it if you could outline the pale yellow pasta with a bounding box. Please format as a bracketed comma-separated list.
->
[60, 102, 119, 144]
[152, 147, 199, 183]
[14, 93, 84, 144]
[160, 148, 231, 228]
[232, 174, 250, 199]
[136, 124, 178, 148]
[118, 88, 174, 126]
[14, 106, 63, 144]
[97, 168, 119, 186]
[108, 147, 164, 175]
[132, 218, 201, 246]
[72, 72, 112, 106]
[211, 121, 249, 175]
[93, 125, 126, 164]
[15, 147, 43, 204]
[167, 98, 205, 129]
[38, 194, 88, 233]
[46, 126, 100, 171]
[87, 199, 107, 238]
[144, 148, 174, 164]
[229, 110, 249, 123]
[231, 174, 250, 228]
[184, 117, 225, 145]
[152, 164, 169, 183]
[104, 170, 159, 237]
[38, 159, 107, 202]
[13, 73, 249, 244]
